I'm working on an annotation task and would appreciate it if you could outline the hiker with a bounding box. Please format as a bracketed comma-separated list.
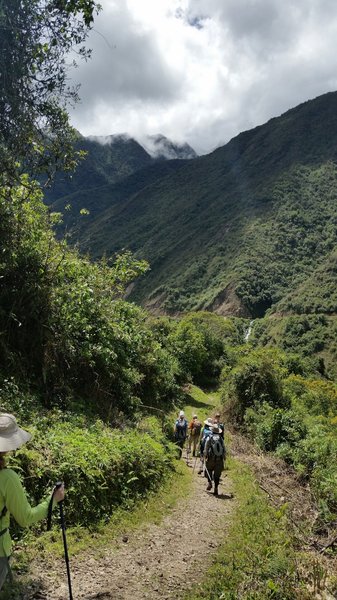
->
[204, 424, 225, 496]
[0, 413, 65, 590]
[174, 410, 188, 458]
[213, 412, 225, 440]
[188, 414, 202, 457]
[197, 418, 213, 474]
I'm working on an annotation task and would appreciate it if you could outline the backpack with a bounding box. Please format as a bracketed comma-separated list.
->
[208, 434, 225, 458]
[200, 427, 212, 454]
[191, 420, 202, 436]
[175, 419, 187, 440]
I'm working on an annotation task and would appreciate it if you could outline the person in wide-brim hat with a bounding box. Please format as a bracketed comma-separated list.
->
[0, 413, 32, 452]
[197, 418, 213, 474]
[0, 413, 65, 591]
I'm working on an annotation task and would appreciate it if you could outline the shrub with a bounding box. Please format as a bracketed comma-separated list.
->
[8, 415, 176, 529]
[245, 405, 307, 452]
[222, 348, 288, 423]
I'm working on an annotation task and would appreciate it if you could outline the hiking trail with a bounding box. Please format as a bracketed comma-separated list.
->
[34, 465, 234, 600]
[22, 388, 236, 600]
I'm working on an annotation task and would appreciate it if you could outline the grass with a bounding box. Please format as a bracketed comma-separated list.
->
[185, 453, 315, 600]
[180, 384, 220, 423]
[11, 386, 217, 564]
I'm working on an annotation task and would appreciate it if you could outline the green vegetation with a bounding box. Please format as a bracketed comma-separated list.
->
[52, 92, 337, 320]
[186, 457, 326, 600]
[2, 7, 337, 593]
[0, 0, 99, 180]
[3, 461, 193, 599]
[46, 142, 188, 235]
[221, 346, 337, 520]
[8, 416, 176, 529]
[149, 312, 245, 386]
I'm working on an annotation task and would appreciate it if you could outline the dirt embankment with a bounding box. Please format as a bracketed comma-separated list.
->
[230, 430, 337, 597]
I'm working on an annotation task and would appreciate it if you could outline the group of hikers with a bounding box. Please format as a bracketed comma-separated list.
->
[174, 410, 225, 497]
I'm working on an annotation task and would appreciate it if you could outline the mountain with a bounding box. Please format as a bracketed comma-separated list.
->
[44, 133, 153, 204]
[45, 132, 197, 233]
[140, 134, 197, 160]
[76, 91, 337, 318]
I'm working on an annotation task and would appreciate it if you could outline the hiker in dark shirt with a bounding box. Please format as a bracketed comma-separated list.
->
[174, 410, 188, 458]
[204, 424, 225, 496]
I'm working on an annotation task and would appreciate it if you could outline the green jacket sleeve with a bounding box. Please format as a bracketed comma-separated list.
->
[4, 470, 50, 527]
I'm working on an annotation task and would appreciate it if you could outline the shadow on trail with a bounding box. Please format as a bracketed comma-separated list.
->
[85, 593, 112, 599]
[183, 393, 216, 411]
[217, 493, 235, 501]
[205, 491, 235, 501]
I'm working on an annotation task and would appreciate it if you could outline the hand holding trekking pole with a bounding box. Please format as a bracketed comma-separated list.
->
[53, 482, 65, 503]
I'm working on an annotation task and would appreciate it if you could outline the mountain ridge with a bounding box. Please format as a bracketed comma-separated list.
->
[52, 90, 337, 319]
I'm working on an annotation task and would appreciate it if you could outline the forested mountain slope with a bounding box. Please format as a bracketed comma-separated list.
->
[76, 91, 337, 317]
[44, 133, 196, 233]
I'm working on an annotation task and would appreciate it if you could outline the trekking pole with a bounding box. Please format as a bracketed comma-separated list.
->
[48, 482, 74, 600]
[59, 494, 74, 600]
[186, 446, 190, 466]
[204, 464, 212, 484]
[192, 455, 198, 473]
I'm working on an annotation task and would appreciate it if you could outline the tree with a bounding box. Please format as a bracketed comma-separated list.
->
[0, 0, 100, 182]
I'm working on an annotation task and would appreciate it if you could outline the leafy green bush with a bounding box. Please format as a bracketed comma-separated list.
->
[284, 375, 337, 418]
[222, 348, 288, 423]
[245, 405, 307, 452]
[148, 312, 243, 386]
[0, 179, 183, 416]
[8, 415, 176, 528]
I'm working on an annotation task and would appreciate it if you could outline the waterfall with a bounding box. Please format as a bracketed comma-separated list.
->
[244, 320, 254, 342]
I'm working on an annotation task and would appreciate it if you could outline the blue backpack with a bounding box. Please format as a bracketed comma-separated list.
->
[200, 427, 212, 454]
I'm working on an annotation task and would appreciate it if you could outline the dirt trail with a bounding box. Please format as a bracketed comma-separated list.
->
[28, 458, 235, 600]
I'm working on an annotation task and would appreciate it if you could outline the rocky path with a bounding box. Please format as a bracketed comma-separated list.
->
[29, 458, 235, 600]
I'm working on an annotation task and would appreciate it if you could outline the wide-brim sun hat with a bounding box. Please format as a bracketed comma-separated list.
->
[204, 418, 213, 426]
[0, 413, 31, 452]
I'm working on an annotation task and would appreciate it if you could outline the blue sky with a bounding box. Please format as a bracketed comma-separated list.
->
[70, 0, 337, 154]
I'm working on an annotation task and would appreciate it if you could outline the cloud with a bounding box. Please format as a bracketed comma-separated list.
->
[69, 0, 337, 154]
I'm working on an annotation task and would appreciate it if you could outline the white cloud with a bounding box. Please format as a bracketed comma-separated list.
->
[69, 0, 337, 154]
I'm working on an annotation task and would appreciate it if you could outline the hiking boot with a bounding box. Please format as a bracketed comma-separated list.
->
[206, 482, 212, 491]
[214, 487, 219, 496]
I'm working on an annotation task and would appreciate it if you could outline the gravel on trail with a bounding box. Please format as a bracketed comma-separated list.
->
[27, 457, 235, 600]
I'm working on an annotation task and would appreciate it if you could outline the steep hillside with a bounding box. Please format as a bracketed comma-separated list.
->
[44, 133, 153, 204]
[78, 91, 337, 317]
[45, 133, 197, 234]
[52, 159, 189, 237]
